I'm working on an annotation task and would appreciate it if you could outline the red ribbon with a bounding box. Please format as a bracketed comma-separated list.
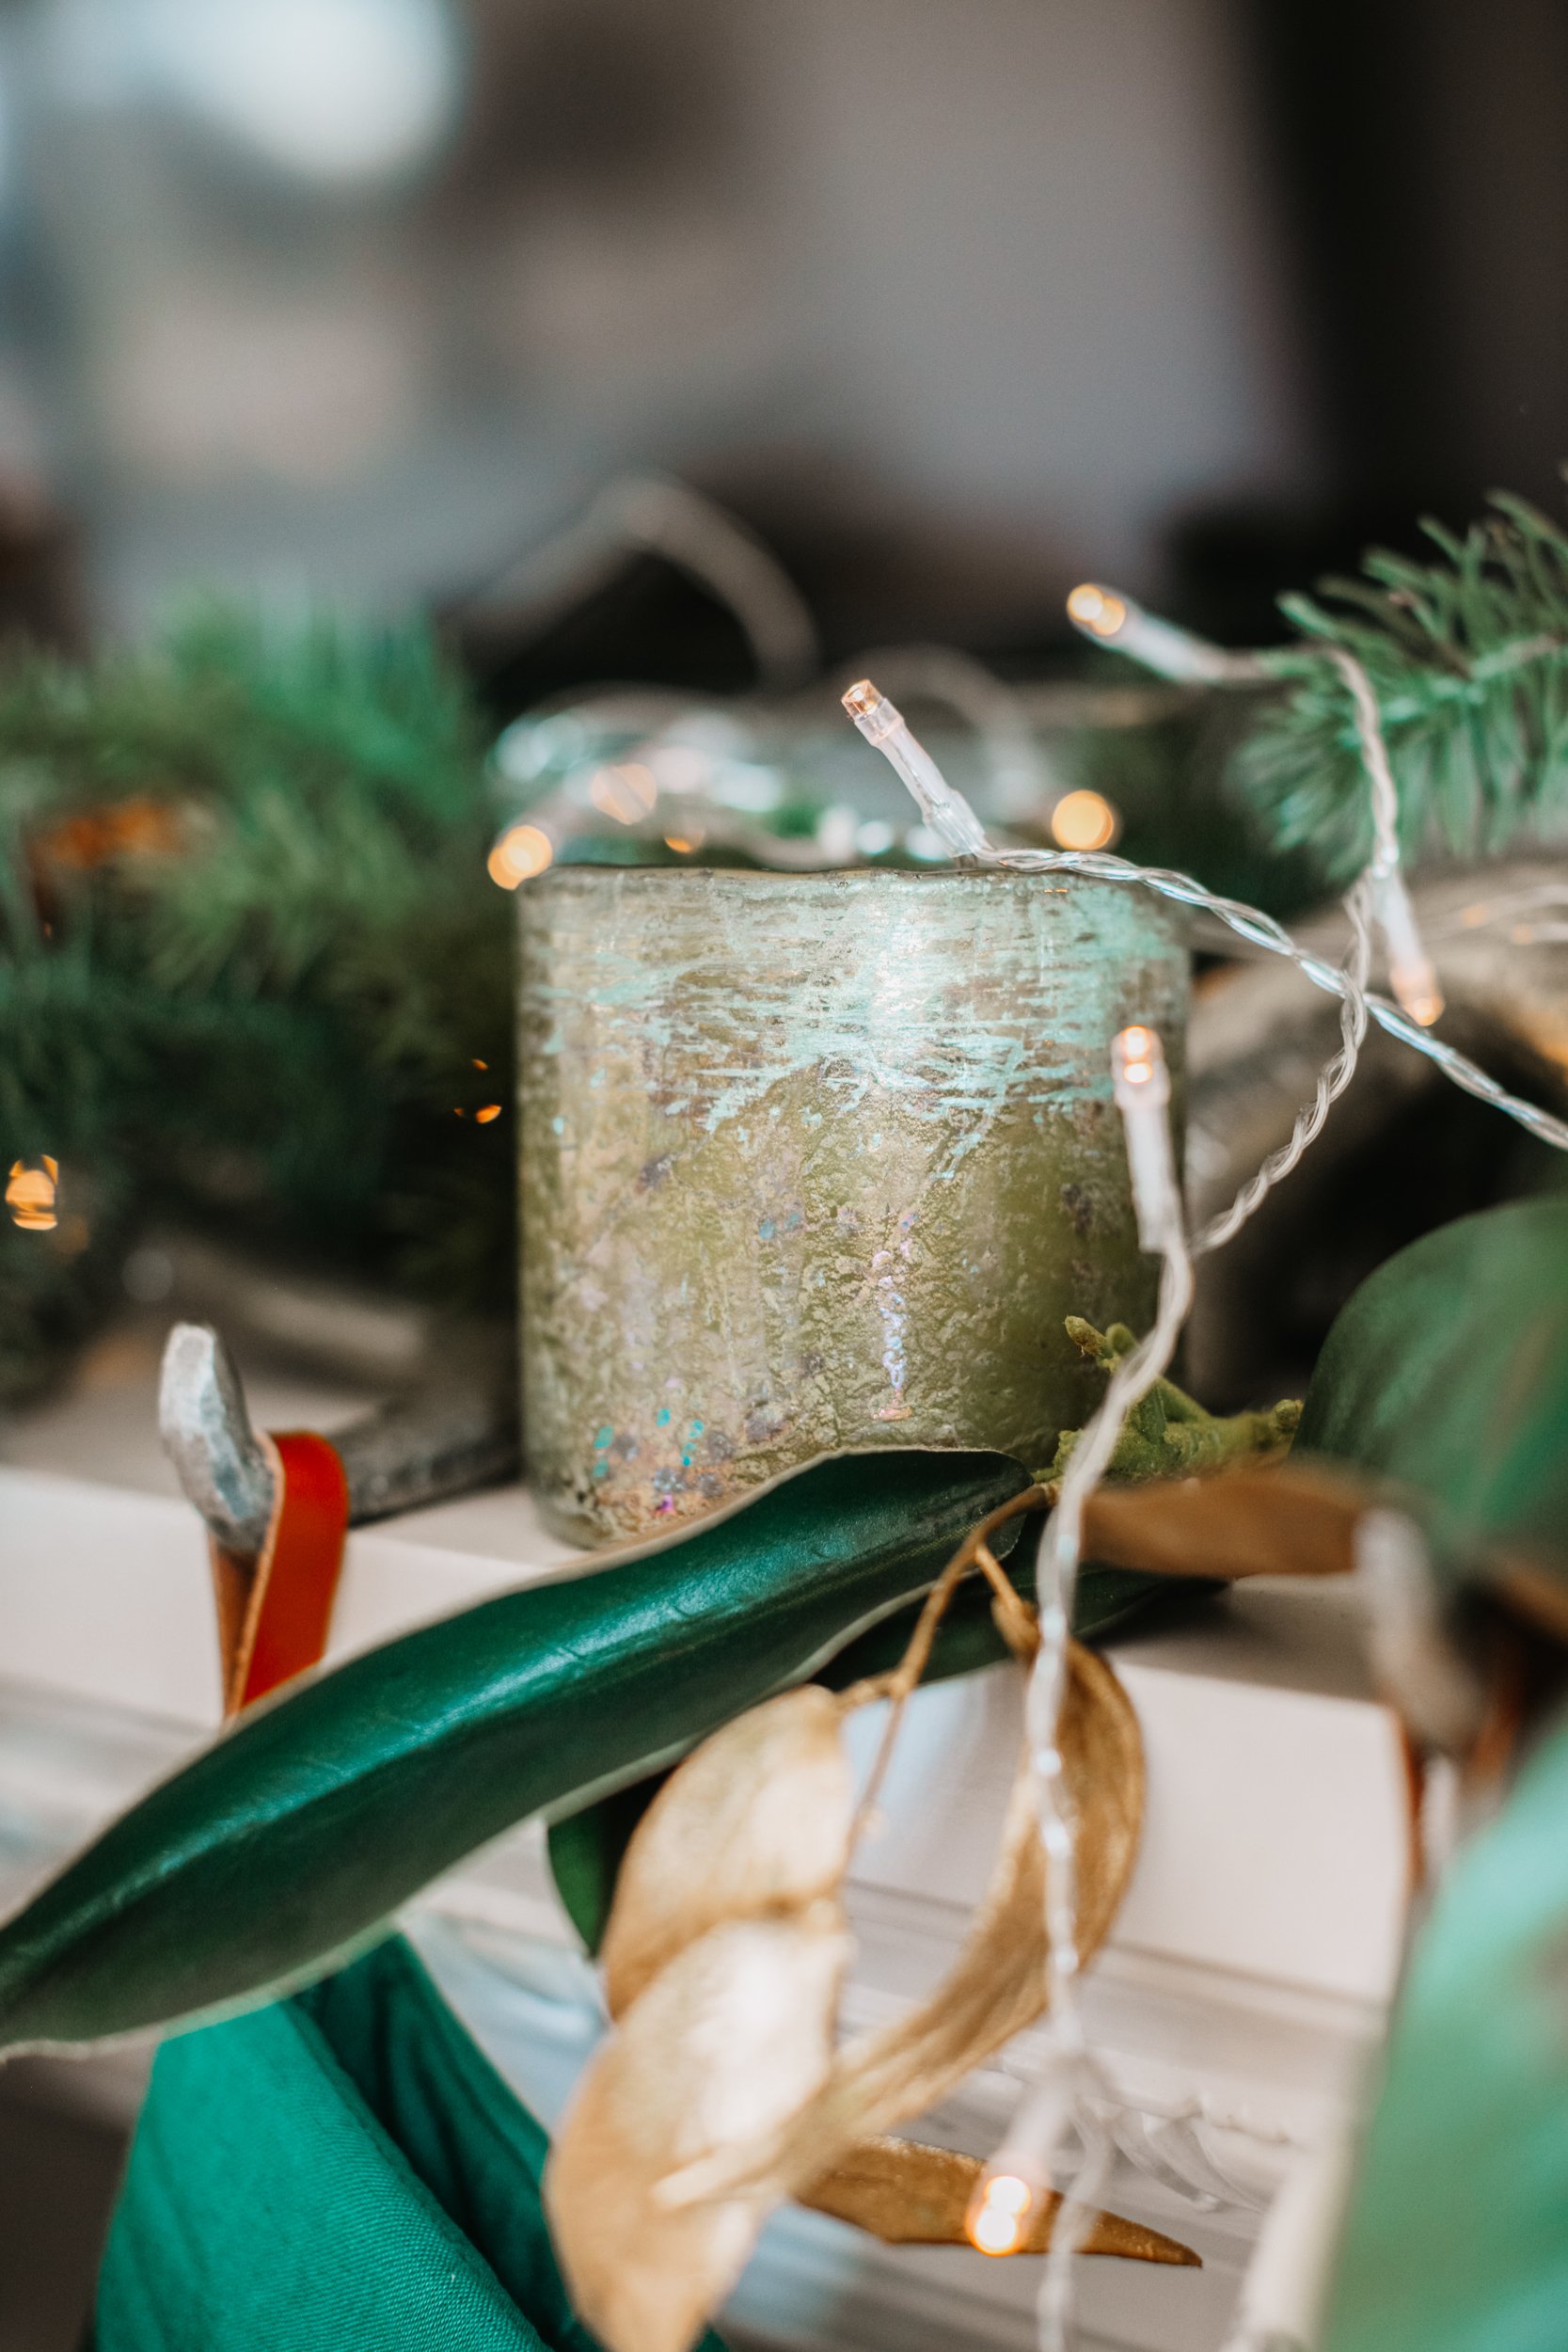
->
[210, 1431, 350, 1716]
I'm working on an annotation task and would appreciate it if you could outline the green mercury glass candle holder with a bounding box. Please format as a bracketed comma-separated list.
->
[518, 865, 1187, 1545]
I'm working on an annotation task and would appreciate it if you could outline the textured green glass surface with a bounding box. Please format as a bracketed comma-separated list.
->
[0, 1449, 1032, 2052]
[1297, 1198, 1568, 1582]
[94, 1934, 719, 2352]
[519, 867, 1187, 1543]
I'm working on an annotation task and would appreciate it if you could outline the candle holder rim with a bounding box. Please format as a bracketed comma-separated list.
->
[521, 864, 1172, 898]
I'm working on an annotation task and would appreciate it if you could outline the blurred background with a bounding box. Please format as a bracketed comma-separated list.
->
[0, 0, 1560, 670]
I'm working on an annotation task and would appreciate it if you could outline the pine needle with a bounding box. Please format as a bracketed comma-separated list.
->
[0, 601, 514, 1400]
[1237, 486, 1568, 882]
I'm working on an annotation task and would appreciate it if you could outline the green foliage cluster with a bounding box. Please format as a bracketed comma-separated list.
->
[0, 605, 514, 1400]
[1239, 488, 1568, 882]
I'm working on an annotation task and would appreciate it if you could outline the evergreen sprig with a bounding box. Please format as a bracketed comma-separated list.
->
[1237, 488, 1568, 883]
[0, 604, 515, 1401]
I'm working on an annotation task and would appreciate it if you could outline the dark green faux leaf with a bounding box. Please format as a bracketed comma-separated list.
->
[546, 1519, 1212, 1956]
[0, 1450, 1033, 2053]
[548, 1777, 671, 1957]
[1296, 1199, 1568, 1583]
[1323, 1704, 1568, 2352]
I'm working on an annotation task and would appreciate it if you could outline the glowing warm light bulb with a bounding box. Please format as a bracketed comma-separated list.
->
[474, 1104, 502, 1124]
[1114, 1026, 1157, 1086]
[1067, 585, 1248, 684]
[1050, 788, 1118, 850]
[967, 2169, 1035, 2257]
[487, 823, 554, 888]
[1066, 583, 1128, 641]
[1113, 1025, 1182, 1251]
[7, 1156, 58, 1232]
[1117, 1025, 1155, 1087]
[1373, 868, 1444, 1028]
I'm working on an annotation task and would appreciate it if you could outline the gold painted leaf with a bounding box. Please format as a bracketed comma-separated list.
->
[545, 1903, 849, 2352]
[600, 1686, 853, 2019]
[804, 1641, 1140, 2146]
[1079, 1458, 1366, 1582]
[799, 2135, 1198, 2265]
[664, 1643, 1143, 2213]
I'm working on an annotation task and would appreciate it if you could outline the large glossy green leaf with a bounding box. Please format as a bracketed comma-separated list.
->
[1297, 1198, 1568, 1581]
[0, 1450, 1035, 2053]
[1323, 1703, 1568, 2352]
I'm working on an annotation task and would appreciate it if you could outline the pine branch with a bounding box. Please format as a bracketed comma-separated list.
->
[0, 602, 516, 1395]
[1235, 486, 1568, 882]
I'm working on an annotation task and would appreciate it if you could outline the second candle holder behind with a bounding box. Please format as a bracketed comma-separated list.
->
[519, 865, 1187, 1545]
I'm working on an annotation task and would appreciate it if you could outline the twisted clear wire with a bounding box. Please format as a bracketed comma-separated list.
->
[1192, 875, 1372, 1255]
[1019, 1224, 1195, 2352]
[1327, 647, 1402, 878]
[975, 840, 1568, 1160]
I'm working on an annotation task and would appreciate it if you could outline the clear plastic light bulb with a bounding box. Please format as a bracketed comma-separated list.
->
[841, 680, 991, 860]
[1113, 1025, 1181, 1251]
[1066, 584, 1250, 685]
[1372, 866, 1445, 1028]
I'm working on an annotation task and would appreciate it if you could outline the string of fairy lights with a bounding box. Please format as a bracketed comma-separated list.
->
[10, 483, 1563, 2343]
[840, 612, 1568, 2352]
[487, 587, 1568, 2352]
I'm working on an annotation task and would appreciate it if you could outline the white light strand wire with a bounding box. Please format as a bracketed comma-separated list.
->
[842, 677, 990, 855]
[1065, 584, 1257, 687]
[1193, 873, 1371, 1256]
[839, 643, 1051, 818]
[841, 685, 1568, 1191]
[1074, 612, 1425, 1235]
[1324, 644, 1444, 1029]
[1066, 584, 1445, 1029]
[959, 1027, 1192, 2349]
[845, 663, 1380, 1248]
[996, 842, 1568, 1158]
[1169, 634, 1379, 1247]
[838, 663, 1565, 2344]
[1037, 1045, 1192, 2352]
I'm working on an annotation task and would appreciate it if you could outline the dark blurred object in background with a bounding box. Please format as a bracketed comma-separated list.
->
[1166, 0, 1568, 644]
[0, 481, 84, 653]
[1250, 0, 1568, 532]
[0, 0, 1563, 676]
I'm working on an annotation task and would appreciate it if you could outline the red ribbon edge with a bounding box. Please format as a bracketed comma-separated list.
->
[232, 1430, 350, 1711]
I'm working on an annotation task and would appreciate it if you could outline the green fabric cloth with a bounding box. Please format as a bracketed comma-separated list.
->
[92, 1935, 704, 2352]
